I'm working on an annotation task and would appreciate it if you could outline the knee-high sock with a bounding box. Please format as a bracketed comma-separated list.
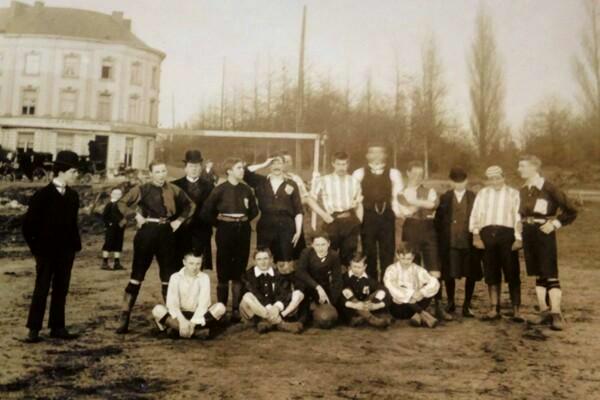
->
[445, 279, 456, 305]
[231, 280, 243, 311]
[435, 278, 443, 303]
[535, 279, 549, 312]
[547, 280, 562, 314]
[464, 278, 475, 308]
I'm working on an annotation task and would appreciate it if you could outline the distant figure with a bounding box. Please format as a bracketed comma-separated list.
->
[22, 150, 81, 343]
[101, 188, 126, 271]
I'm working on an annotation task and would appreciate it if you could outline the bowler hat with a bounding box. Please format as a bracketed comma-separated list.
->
[449, 167, 467, 182]
[54, 150, 79, 169]
[183, 150, 203, 164]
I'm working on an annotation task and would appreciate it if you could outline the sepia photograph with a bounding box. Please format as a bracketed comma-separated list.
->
[0, 0, 599, 399]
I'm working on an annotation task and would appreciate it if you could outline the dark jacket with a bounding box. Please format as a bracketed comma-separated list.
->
[171, 176, 214, 229]
[102, 202, 123, 228]
[434, 189, 476, 262]
[22, 183, 81, 256]
[242, 267, 293, 306]
[295, 247, 343, 304]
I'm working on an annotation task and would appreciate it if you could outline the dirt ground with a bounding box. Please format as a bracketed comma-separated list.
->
[1, 196, 600, 399]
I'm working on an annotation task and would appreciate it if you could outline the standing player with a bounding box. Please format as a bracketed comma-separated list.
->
[101, 187, 126, 271]
[517, 155, 577, 330]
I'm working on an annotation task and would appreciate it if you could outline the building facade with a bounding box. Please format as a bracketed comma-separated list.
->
[0, 1, 165, 170]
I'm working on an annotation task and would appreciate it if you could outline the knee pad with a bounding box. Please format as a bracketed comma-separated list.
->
[125, 281, 141, 295]
[547, 279, 561, 290]
[209, 302, 226, 319]
[535, 278, 548, 288]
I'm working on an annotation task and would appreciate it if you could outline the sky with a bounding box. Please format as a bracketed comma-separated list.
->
[1, 0, 587, 135]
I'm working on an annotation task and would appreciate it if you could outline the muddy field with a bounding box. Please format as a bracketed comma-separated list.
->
[0, 185, 599, 399]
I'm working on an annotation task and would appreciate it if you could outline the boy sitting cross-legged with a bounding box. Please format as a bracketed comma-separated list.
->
[383, 242, 440, 328]
[341, 252, 392, 329]
[151, 253, 226, 339]
[240, 248, 305, 334]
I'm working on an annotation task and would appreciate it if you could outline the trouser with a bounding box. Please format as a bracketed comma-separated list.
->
[522, 223, 558, 279]
[215, 220, 251, 283]
[361, 209, 396, 281]
[402, 218, 440, 273]
[390, 298, 433, 319]
[325, 213, 360, 266]
[152, 304, 225, 333]
[480, 226, 521, 306]
[257, 214, 296, 262]
[27, 252, 75, 331]
[341, 292, 388, 321]
[175, 223, 213, 270]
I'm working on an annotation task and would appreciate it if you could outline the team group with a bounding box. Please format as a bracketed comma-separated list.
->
[21, 143, 577, 342]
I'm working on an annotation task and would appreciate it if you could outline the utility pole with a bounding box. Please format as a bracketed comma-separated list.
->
[220, 57, 226, 129]
[295, 6, 307, 170]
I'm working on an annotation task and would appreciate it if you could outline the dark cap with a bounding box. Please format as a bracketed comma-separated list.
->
[54, 150, 79, 170]
[449, 167, 467, 182]
[183, 150, 203, 164]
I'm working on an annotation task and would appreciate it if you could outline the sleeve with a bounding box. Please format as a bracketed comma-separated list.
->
[352, 168, 364, 182]
[352, 177, 363, 207]
[433, 192, 447, 233]
[311, 176, 323, 199]
[243, 167, 266, 189]
[390, 168, 404, 216]
[247, 187, 260, 221]
[329, 254, 344, 304]
[199, 187, 219, 225]
[72, 193, 82, 252]
[512, 190, 522, 241]
[166, 275, 186, 322]
[548, 183, 577, 228]
[469, 191, 483, 234]
[242, 269, 265, 304]
[291, 181, 303, 216]
[341, 275, 356, 300]
[102, 203, 111, 226]
[418, 267, 441, 299]
[295, 250, 319, 290]
[117, 185, 142, 222]
[383, 266, 413, 304]
[429, 188, 440, 208]
[22, 190, 42, 255]
[275, 275, 293, 308]
[174, 185, 196, 223]
[370, 278, 387, 301]
[191, 274, 211, 326]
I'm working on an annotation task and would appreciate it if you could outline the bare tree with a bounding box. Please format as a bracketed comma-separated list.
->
[468, 3, 505, 159]
[573, 0, 600, 157]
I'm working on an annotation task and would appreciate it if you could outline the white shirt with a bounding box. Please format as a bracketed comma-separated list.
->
[186, 176, 200, 183]
[383, 262, 440, 304]
[352, 164, 404, 216]
[398, 185, 438, 218]
[166, 267, 212, 326]
[254, 266, 275, 277]
[285, 172, 309, 199]
[52, 178, 66, 195]
[312, 173, 363, 214]
[469, 184, 522, 241]
[454, 189, 466, 203]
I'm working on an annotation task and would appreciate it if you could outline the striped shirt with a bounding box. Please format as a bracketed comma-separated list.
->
[312, 173, 363, 214]
[285, 172, 309, 200]
[469, 184, 522, 240]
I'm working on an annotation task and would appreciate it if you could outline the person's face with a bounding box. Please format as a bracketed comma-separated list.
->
[110, 189, 123, 202]
[270, 157, 284, 176]
[60, 168, 79, 185]
[206, 161, 214, 170]
[254, 251, 272, 271]
[452, 179, 468, 191]
[312, 237, 330, 255]
[183, 255, 202, 276]
[407, 167, 424, 184]
[349, 260, 367, 276]
[366, 146, 386, 164]
[282, 155, 293, 172]
[517, 160, 537, 180]
[150, 164, 168, 185]
[486, 175, 505, 191]
[228, 162, 245, 181]
[397, 252, 415, 268]
[332, 159, 349, 175]
[185, 162, 202, 179]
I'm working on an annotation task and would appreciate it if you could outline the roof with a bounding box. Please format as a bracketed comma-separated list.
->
[0, 2, 164, 57]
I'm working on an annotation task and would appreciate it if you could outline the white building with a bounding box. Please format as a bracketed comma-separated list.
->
[0, 1, 165, 170]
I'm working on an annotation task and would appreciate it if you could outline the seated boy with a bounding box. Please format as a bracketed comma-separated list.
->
[341, 253, 391, 328]
[151, 253, 226, 339]
[101, 187, 126, 270]
[295, 231, 343, 329]
[383, 243, 440, 328]
[240, 248, 304, 333]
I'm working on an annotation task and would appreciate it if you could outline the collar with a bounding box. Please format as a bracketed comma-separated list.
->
[254, 266, 275, 277]
[524, 174, 544, 190]
[368, 163, 386, 174]
[267, 173, 285, 181]
[52, 178, 66, 188]
[348, 270, 368, 279]
[454, 189, 466, 198]
[186, 176, 200, 183]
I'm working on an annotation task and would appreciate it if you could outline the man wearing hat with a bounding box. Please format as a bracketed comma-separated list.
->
[434, 167, 483, 318]
[172, 150, 215, 270]
[517, 155, 577, 330]
[469, 165, 523, 322]
[352, 142, 404, 281]
[22, 150, 81, 342]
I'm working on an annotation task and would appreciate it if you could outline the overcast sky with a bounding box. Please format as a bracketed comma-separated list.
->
[2, 0, 587, 135]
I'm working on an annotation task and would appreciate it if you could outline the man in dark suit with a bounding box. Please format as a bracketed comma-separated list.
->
[172, 150, 215, 270]
[434, 167, 483, 318]
[22, 150, 82, 343]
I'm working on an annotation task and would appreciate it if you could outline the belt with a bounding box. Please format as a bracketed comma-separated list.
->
[145, 217, 169, 224]
[523, 217, 548, 225]
[332, 210, 353, 219]
[217, 214, 248, 222]
[406, 215, 435, 221]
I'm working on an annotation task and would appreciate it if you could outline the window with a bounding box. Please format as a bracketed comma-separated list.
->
[24, 53, 40, 76]
[21, 88, 37, 115]
[63, 54, 80, 78]
[101, 58, 113, 80]
[17, 132, 34, 153]
[56, 133, 74, 152]
[59, 89, 77, 117]
[151, 66, 158, 89]
[97, 92, 112, 121]
[128, 95, 140, 123]
[149, 99, 157, 125]
[130, 62, 142, 86]
[124, 137, 134, 167]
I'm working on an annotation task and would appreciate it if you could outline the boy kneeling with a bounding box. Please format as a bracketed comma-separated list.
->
[383, 243, 440, 328]
[342, 253, 392, 329]
[240, 248, 305, 334]
[152, 253, 225, 338]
